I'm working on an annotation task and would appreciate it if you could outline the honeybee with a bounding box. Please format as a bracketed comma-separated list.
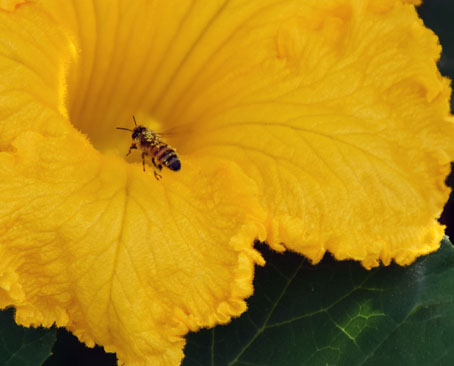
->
[117, 116, 181, 180]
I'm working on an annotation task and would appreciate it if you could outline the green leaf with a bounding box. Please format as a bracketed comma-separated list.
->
[0, 308, 56, 366]
[183, 237, 454, 366]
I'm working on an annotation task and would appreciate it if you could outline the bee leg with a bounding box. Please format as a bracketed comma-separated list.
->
[153, 170, 162, 180]
[151, 158, 162, 180]
[126, 143, 137, 156]
[141, 152, 147, 172]
[151, 157, 157, 168]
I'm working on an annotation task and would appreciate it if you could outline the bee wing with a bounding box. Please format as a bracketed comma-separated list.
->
[157, 125, 188, 136]
[157, 131, 178, 137]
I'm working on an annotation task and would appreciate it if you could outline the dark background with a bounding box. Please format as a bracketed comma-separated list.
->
[43, 2, 454, 365]
[421, 0, 454, 238]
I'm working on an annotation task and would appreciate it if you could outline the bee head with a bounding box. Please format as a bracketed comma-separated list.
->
[132, 126, 147, 140]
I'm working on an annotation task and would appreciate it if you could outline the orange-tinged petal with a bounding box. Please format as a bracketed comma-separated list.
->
[0, 0, 27, 12]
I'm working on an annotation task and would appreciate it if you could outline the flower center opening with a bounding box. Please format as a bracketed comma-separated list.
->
[65, 54, 168, 158]
[60, 3, 182, 157]
[59, 1, 216, 160]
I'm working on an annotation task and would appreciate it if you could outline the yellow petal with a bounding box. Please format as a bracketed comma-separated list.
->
[0, 2, 266, 365]
[147, 0, 453, 268]
[1, 1, 453, 365]
[0, 129, 265, 365]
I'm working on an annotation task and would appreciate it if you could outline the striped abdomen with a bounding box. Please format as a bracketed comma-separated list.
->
[151, 143, 181, 171]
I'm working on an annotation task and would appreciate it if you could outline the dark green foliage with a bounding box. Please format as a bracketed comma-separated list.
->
[0, 308, 55, 366]
[183, 237, 454, 366]
[42, 329, 117, 366]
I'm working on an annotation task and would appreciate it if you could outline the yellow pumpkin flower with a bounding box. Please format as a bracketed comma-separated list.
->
[0, 0, 453, 365]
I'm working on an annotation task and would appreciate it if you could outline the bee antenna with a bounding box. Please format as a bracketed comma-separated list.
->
[132, 115, 137, 126]
[116, 127, 133, 132]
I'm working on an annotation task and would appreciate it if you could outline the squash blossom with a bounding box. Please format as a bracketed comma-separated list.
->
[0, 0, 453, 365]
